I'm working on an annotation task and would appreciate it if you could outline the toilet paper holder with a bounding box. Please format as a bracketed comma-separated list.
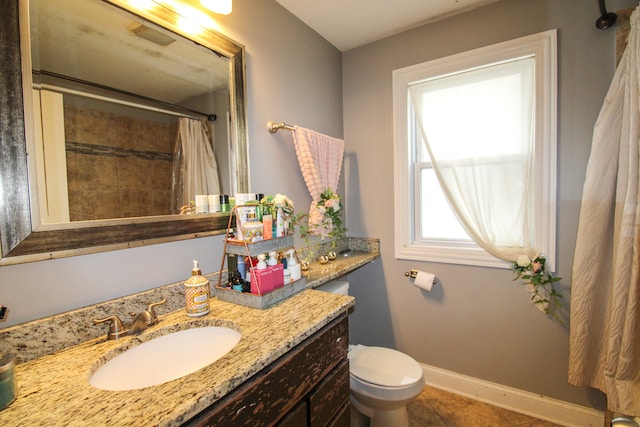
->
[404, 269, 436, 284]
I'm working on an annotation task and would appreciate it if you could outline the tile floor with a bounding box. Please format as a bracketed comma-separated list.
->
[406, 385, 564, 427]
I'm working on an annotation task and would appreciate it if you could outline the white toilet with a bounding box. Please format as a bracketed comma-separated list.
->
[316, 280, 425, 427]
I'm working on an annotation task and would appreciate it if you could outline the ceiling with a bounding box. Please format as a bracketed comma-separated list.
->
[31, 0, 229, 107]
[275, 0, 503, 52]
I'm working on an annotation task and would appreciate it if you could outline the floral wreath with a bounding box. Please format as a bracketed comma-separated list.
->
[511, 254, 564, 323]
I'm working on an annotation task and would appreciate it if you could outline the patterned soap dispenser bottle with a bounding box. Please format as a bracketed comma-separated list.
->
[184, 260, 210, 317]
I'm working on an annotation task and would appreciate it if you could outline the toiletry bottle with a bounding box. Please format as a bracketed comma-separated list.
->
[227, 253, 238, 275]
[184, 260, 210, 316]
[237, 255, 246, 281]
[288, 249, 302, 281]
[267, 251, 278, 267]
[219, 195, 230, 212]
[232, 272, 244, 292]
[283, 257, 291, 284]
[256, 253, 267, 270]
[275, 208, 285, 237]
[255, 193, 265, 220]
[262, 214, 273, 240]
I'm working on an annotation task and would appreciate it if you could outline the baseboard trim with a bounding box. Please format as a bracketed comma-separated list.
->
[421, 364, 604, 427]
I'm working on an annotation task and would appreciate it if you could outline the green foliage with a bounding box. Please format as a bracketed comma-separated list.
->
[511, 255, 565, 323]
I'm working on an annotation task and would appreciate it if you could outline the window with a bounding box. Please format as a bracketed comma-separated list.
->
[393, 30, 557, 269]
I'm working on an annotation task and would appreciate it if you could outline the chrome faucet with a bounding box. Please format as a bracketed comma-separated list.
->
[94, 298, 167, 339]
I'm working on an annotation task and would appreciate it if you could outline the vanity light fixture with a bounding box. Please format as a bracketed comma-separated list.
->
[201, 0, 232, 15]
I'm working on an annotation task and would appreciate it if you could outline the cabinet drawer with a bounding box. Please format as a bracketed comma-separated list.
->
[328, 401, 351, 427]
[275, 400, 307, 427]
[309, 360, 350, 427]
[185, 314, 348, 426]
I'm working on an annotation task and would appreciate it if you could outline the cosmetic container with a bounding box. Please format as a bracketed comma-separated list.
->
[0, 354, 17, 410]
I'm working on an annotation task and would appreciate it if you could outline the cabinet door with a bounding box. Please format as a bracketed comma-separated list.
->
[184, 315, 348, 426]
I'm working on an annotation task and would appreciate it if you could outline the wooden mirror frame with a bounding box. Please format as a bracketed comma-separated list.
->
[0, 0, 248, 265]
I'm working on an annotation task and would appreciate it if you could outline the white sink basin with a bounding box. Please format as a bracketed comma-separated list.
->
[90, 326, 241, 391]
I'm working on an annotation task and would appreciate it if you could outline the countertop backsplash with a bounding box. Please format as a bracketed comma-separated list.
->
[1, 237, 379, 363]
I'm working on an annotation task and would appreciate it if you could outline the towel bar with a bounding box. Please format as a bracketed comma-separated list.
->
[267, 121, 294, 133]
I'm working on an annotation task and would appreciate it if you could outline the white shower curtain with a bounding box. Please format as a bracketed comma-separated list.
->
[171, 118, 220, 213]
[568, 6, 640, 417]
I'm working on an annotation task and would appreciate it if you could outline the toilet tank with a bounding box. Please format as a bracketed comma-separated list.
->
[316, 279, 349, 295]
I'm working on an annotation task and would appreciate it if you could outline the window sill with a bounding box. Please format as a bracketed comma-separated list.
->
[395, 242, 508, 269]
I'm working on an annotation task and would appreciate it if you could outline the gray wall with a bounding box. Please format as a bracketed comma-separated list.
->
[0, 0, 342, 327]
[343, 0, 636, 410]
[2, 0, 635, 414]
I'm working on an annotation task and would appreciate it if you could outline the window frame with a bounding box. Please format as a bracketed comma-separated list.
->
[393, 30, 557, 270]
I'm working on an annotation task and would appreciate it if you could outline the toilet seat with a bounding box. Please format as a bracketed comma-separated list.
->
[348, 345, 422, 388]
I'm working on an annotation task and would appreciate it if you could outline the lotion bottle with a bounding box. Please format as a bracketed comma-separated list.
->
[184, 260, 210, 316]
[267, 251, 278, 267]
[288, 249, 302, 281]
[257, 254, 267, 270]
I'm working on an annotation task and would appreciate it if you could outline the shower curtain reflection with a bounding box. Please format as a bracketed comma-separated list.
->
[171, 118, 221, 214]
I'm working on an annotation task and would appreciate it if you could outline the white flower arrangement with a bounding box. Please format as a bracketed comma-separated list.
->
[511, 254, 564, 322]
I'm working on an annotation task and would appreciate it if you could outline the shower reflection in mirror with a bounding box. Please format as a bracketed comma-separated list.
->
[29, 0, 231, 224]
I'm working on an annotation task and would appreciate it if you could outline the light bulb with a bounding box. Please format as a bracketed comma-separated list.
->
[201, 0, 232, 15]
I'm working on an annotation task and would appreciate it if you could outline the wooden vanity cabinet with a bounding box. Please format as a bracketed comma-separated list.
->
[184, 314, 350, 427]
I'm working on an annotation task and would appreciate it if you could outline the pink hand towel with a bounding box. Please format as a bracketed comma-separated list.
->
[292, 126, 344, 201]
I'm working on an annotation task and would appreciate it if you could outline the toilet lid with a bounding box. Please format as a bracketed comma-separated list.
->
[348, 345, 422, 387]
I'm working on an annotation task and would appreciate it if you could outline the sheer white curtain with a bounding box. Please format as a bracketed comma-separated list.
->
[568, 6, 640, 417]
[171, 118, 220, 213]
[409, 57, 537, 262]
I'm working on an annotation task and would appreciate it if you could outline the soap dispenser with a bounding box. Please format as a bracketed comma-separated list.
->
[184, 260, 210, 317]
[267, 251, 278, 267]
[256, 254, 267, 270]
[288, 249, 302, 281]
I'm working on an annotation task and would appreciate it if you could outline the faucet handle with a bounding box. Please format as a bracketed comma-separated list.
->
[94, 315, 128, 340]
[145, 298, 167, 325]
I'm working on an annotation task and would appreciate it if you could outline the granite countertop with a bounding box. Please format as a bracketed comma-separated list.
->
[0, 239, 380, 426]
[0, 291, 353, 426]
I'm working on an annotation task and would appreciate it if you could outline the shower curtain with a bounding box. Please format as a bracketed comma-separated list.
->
[568, 6, 640, 417]
[171, 118, 220, 213]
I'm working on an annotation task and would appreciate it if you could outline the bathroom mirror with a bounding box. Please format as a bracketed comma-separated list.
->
[0, 0, 248, 265]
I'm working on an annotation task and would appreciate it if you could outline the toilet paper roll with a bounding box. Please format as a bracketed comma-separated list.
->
[414, 271, 435, 292]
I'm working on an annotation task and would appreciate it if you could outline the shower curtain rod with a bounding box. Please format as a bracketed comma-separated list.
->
[267, 120, 294, 133]
[35, 71, 217, 121]
[596, 0, 617, 29]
